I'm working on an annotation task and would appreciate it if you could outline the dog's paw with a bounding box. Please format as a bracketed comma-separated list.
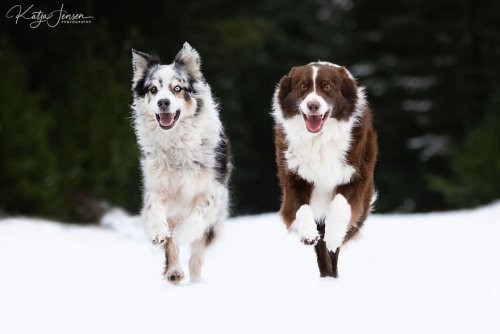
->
[142, 208, 170, 244]
[324, 194, 351, 251]
[324, 233, 342, 252]
[147, 223, 170, 245]
[294, 205, 319, 246]
[301, 235, 320, 246]
[165, 267, 185, 285]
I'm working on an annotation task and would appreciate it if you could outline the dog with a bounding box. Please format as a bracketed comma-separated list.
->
[131, 43, 231, 284]
[272, 62, 377, 278]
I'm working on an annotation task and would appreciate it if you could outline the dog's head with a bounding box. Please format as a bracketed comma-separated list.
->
[131, 42, 203, 130]
[273, 62, 358, 134]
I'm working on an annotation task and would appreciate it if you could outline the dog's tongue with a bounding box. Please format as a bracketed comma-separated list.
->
[159, 113, 174, 127]
[305, 114, 324, 133]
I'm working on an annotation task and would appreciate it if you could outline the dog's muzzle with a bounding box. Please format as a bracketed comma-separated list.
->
[156, 110, 180, 130]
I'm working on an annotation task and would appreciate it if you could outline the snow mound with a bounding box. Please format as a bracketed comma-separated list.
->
[1, 202, 500, 334]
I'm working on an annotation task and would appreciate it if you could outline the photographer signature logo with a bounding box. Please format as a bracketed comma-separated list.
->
[6, 3, 93, 28]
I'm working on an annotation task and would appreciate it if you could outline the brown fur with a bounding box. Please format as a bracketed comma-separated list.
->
[339, 109, 378, 240]
[314, 224, 340, 277]
[278, 65, 357, 121]
[274, 125, 313, 228]
[274, 63, 378, 278]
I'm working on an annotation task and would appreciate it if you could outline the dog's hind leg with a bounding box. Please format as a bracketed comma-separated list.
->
[164, 238, 184, 285]
[329, 247, 340, 278]
[189, 226, 215, 283]
[314, 224, 335, 277]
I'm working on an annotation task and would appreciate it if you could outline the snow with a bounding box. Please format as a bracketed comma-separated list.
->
[1, 203, 500, 334]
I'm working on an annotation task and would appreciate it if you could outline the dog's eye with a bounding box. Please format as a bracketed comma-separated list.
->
[174, 85, 182, 93]
[150, 86, 158, 94]
[300, 83, 308, 91]
[324, 84, 332, 91]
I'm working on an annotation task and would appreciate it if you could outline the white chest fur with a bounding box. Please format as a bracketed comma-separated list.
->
[283, 117, 357, 220]
[142, 157, 213, 218]
[138, 109, 221, 220]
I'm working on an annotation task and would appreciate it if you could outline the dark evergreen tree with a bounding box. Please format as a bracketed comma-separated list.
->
[1, 0, 499, 221]
[0, 38, 59, 217]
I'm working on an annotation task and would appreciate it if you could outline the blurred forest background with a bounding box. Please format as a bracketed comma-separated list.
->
[1, 0, 499, 222]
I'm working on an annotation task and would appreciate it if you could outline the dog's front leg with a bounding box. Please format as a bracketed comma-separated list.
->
[142, 193, 170, 244]
[277, 170, 318, 245]
[292, 204, 320, 245]
[324, 194, 351, 252]
[172, 193, 219, 246]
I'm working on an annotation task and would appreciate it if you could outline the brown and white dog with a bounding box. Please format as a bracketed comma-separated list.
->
[272, 62, 377, 278]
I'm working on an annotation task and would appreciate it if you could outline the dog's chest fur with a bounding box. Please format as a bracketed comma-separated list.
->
[144, 156, 213, 216]
[140, 118, 220, 218]
[284, 119, 356, 219]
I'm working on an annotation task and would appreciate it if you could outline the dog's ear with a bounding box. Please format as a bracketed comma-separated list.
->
[277, 67, 296, 101]
[337, 67, 357, 119]
[277, 75, 292, 101]
[174, 42, 202, 80]
[340, 67, 357, 104]
[131, 49, 158, 85]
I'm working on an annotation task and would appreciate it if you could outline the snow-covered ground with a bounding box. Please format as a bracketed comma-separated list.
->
[1, 203, 499, 334]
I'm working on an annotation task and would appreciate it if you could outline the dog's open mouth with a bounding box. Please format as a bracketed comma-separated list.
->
[302, 111, 330, 133]
[155, 110, 180, 130]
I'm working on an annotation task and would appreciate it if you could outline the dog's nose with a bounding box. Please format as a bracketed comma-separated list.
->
[157, 99, 170, 110]
[307, 101, 321, 113]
